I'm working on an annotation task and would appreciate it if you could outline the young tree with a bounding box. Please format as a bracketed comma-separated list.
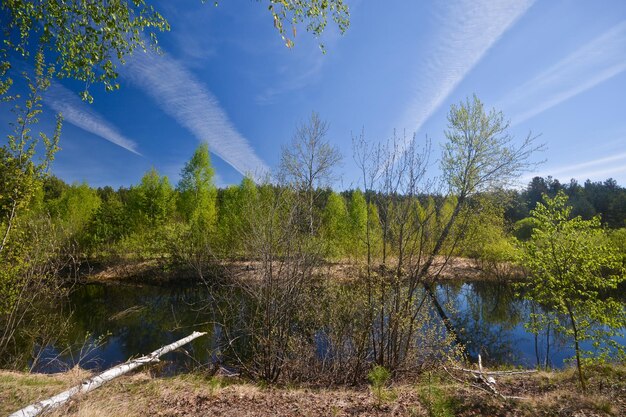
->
[172, 144, 218, 278]
[280, 112, 342, 234]
[521, 191, 625, 390]
[177, 143, 217, 230]
[85, 192, 130, 255]
[217, 176, 258, 258]
[320, 191, 349, 258]
[129, 168, 175, 229]
[49, 183, 101, 234]
[0, 53, 62, 363]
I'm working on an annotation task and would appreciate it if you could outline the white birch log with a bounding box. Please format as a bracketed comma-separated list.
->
[10, 331, 207, 417]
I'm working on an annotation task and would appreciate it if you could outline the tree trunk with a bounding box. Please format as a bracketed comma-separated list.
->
[10, 331, 207, 417]
[566, 305, 586, 391]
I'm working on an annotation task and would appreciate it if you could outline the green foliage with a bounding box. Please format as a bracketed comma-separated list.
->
[513, 217, 539, 241]
[418, 373, 456, 417]
[520, 191, 626, 389]
[0, 52, 60, 319]
[255, 0, 350, 49]
[178, 143, 217, 230]
[171, 144, 219, 273]
[461, 195, 519, 276]
[368, 365, 395, 406]
[48, 182, 101, 235]
[320, 192, 349, 258]
[85, 192, 130, 254]
[442, 95, 538, 197]
[129, 168, 175, 229]
[217, 176, 258, 258]
[347, 189, 367, 256]
[1, 0, 169, 101]
[609, 228, 626, 266]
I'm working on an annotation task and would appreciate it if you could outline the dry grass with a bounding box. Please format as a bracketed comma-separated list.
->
[86, 255, 508, 286]
[0, 368, 90, 415]
[2, 364, 624, 416]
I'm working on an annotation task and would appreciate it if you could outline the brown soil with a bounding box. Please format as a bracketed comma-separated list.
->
[86, 256, 520, 285]
[3, 364, 624, 417]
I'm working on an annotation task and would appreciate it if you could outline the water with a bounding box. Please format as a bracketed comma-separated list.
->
[30, 280, 625, 373]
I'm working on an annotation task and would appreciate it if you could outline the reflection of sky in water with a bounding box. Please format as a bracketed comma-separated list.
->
[437, 282, 625, 369]
[31, 282, 624, 373]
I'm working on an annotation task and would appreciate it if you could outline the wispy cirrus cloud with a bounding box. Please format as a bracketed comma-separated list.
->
[255, 25, 343, 105]
[255, 56, 324, 105]
[122, 48, 269, 179]
[523, 136, 626, 182]
[501, 21, 626, 125]
[45, 82, 141, 155]
[399, 0, 534, 136]
[526, 152, 626, 182]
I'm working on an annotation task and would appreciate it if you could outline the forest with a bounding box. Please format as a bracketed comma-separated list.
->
[1, 1, 625, 416]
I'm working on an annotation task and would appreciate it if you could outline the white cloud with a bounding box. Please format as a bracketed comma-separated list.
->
[122, 48, 269, 180]
[399, 0, 534, 137]
[524, 150, 626, 183]
[501, 21, 626, 125]
[255, 56, 324, 105]
[255, 24, 343, 105]
[45, 82, 141, 155]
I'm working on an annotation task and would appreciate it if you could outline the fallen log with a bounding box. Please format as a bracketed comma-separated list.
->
[10, 331, 207, 417]
[445, 354, 532, 401]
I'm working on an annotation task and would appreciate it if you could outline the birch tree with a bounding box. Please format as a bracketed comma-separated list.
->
[280, 112, 342, 235]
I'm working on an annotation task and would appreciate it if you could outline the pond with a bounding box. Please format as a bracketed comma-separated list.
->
[31, 280, 625, 374]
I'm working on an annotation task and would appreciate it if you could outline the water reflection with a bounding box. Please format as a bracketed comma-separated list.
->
[30, 280, 624, 373]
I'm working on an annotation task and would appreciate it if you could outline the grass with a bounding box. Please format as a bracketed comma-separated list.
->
[417, 373, 458, 417]
[1, 363, 624, 416]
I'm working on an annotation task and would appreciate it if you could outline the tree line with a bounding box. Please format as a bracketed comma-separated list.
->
[506, 176, 626, 228]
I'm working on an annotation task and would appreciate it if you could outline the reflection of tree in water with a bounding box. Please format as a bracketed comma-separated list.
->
[32, 280, 613, 373]
[436, 281, 526, 367]
[39, 284, 218, 372]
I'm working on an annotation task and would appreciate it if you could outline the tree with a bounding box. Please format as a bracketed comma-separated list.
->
[129, 168, 175, 229]
[172, 144, 218, 278]
[240, 0, 349, 50]
[280, 112, 342, 234]
[177, 143, 217, 231]
[320, 191, 349, 258]
[1, 0, 169, 102]
[0, 53, 60, 257]
[85, 191, 129, 254]
[217, 176, 258, 258]
[49, 183, 101, 234]
[419, 94, 541, 280]
[520, 191, 625, 390]
[347, 96, 540, 371]
[0, 54, 62, 364]
[1, 1, 349, 101]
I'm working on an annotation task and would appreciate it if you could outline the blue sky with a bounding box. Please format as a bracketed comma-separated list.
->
[3, 0, 626, 189]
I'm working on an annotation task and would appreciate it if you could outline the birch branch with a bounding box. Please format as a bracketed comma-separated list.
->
[10, 331, 207, 417]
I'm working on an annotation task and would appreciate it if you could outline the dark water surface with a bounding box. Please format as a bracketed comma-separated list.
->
[31, 280, 625, 373]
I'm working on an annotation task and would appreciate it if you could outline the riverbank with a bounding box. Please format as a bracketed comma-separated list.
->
[2, 364, 624, 416]
[84, 256, 521, 285]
